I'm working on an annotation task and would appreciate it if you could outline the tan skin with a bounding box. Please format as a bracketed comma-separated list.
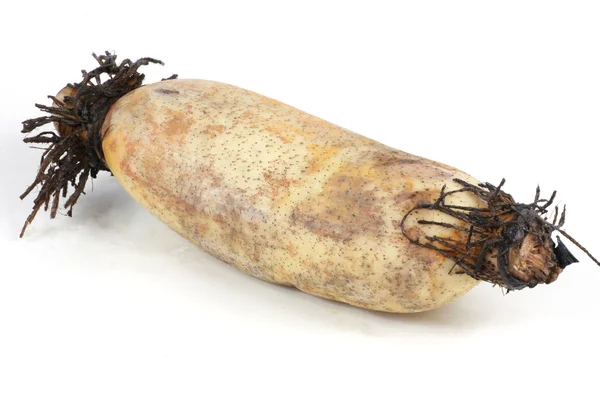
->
[21, 53, 595, 313]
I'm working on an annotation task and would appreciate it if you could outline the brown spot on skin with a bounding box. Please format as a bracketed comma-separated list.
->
[262, 172, 292, 199]
[141, 108, 160, 135]
[202, 124, 226, 138]
[163, 109, 193, 139]
[291, 172, 384, 242]
[373, 151, 422, 166]
[123, 140, 137, 166]
[140, 152, 166, 182]
[393, 191, 429, 206]
[105, 136, 118, 154]
[401, 226, 425, 243]
[286, 242, 298, 257]
[155, 88, 180, 95]
[133, 106, 192, 147]
[262, 121, 294, 143]
[196, 223, 209, 235]
[384, 266, 422, 309]
[253, 245, 261, 262]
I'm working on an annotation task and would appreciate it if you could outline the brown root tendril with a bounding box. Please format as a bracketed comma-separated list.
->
[400, 179, 600, 291]
[19, 51, 175, 237]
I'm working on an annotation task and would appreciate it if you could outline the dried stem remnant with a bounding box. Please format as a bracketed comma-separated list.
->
[400, 179, 600, 291]
[20, 52, 173, 237]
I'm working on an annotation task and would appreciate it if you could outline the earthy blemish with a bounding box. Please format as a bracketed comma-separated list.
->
[262, 121, 295, 143]
[401, 225, 425, 243]
[385, 267, 420, 305]
[155, 88, 180, 95]
[394, 191, 431, 206]
[163, 109, 193, 137]
[253, 245, 261, 262]
[105, 135, 118, 154]
[202, 124, 226, 138]
[373, 151, 421, 166]
[285, 241, 298, 257]
[196, 223, 209, 235]
[261, 171, 296, 201]
[291, 171, 384, 241]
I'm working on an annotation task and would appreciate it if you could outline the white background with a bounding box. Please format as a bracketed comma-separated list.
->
[1, 1, 599, 399]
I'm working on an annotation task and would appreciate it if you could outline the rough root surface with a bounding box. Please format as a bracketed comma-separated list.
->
[400, 178, 599, 290]
[19, 52, 175, 237]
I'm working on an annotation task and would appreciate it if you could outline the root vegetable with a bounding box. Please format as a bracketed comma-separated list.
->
[18, 52, 599, 313]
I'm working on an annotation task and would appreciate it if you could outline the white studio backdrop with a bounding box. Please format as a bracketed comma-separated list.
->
[1, 1, 599, 399]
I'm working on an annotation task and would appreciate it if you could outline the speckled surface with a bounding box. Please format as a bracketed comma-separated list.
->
[102, 79, 482, 312]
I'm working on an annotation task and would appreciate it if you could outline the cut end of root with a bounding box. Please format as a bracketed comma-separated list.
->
[400, 179, 599, 291]
[508, 230, 561, 286]
[19, 51, 175, 238]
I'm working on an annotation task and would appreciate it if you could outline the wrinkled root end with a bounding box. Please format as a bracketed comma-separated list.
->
[19, 52, 174, 238]
[400, 178, 599, 291]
